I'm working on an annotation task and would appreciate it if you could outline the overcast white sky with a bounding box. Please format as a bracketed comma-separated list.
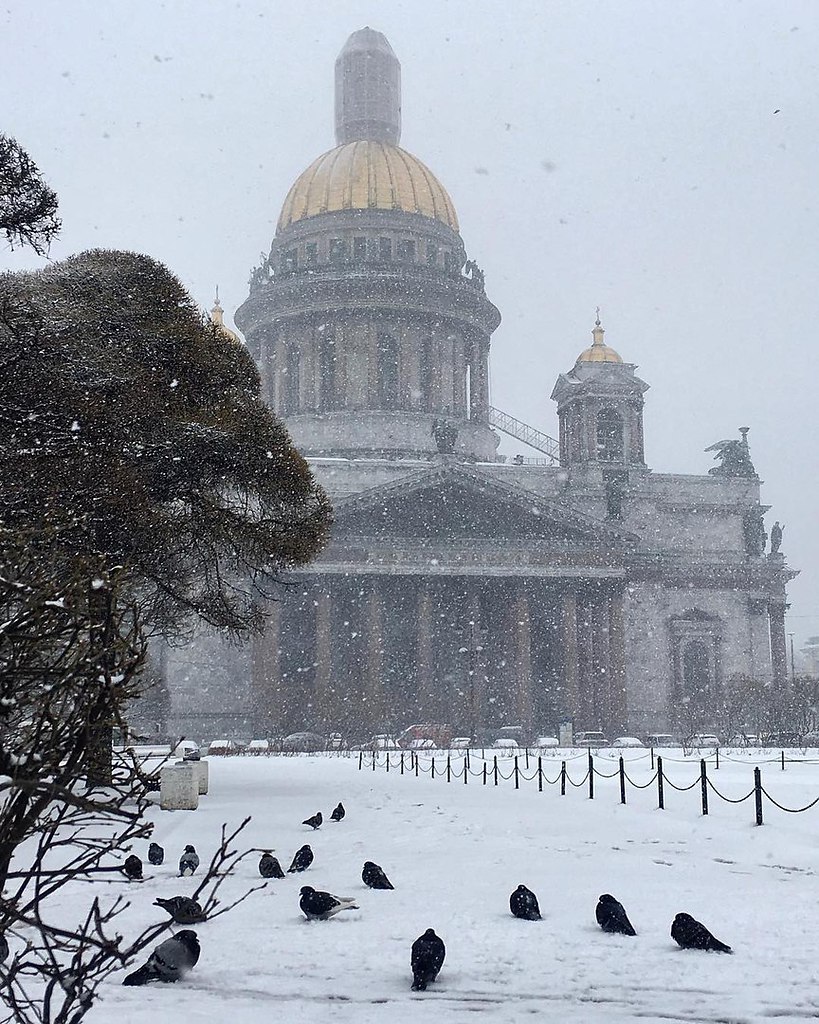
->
[2, 0, 817, 649]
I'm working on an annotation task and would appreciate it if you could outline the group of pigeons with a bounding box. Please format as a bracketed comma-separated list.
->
[121, 801, 731, 991]
[511, 885, 732, 953]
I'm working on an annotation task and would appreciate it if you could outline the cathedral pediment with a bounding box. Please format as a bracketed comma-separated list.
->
[330, 463, 635, 547]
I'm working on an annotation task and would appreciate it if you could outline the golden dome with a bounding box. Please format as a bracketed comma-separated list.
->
[277, 140, 459, 233]
[576, 319, 623, 364]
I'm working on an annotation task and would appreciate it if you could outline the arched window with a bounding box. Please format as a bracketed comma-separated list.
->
[419, 335, 434, 411]
[318, 329, 336, 410]
[682, 640, 713, 699]
[377, 332, 400, 409]
[596, 407, 624, 461]
[283, 342, 300, 414]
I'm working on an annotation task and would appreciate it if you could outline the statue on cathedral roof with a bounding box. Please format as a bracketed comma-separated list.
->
[705, 427, 757, 478]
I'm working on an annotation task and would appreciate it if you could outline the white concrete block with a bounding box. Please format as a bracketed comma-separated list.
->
[160, 763, 199, 810]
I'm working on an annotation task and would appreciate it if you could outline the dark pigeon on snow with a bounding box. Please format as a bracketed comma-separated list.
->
[330, 802, 345, 822]
[411, 928, 446, 991]
[148, 842, 164, 866]
[596, 894, 636, 936]
[671, 912, 732, 953]
[299, 885, 359, 921]
[122, 855, 143, 880]
[287, 844, 314, 873]
[259, 852, 285, 879]
[362, 861, 394, 890]
[122, 930, 200, 985]
[302, 811, 323, 830]
[154, 896, 207, 925]
[510, 884, 541, 920]
[178, 845, 199, 877]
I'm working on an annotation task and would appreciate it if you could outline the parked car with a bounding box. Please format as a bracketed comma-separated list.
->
[369, 735, 397, 750]
[535, 736, 559, 747]
[247, 739, 270, 754]
[644, 733, 677, 748]
[450, 737, 472, 749]
[575, 731, 608, 748]
[173, 740, 201, 759]
[208, 739, 237, 756]
[280, 732, 324, 752]
[327, 732, 344, 750]
[492, 738, 519, 749]
[397, 724, 453, 748]
[612, 736, 644, 748]
[408, 738, 436, 750]
[689, 734, 720, 749]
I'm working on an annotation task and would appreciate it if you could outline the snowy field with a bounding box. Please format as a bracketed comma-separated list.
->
[77, 750, 819, 1024]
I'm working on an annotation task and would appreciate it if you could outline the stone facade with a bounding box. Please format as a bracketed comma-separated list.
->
[166, 28, 796, 743]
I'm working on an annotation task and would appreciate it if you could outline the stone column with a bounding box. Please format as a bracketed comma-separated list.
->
[417, 579, 435, 719]
[608, 590, 627, 734]
[314, 584, 332, 729]
[364, 580, 384, 731]
[468, 589, 486, 736]
[513, 582, 534, 736]
[591, 597, 611, 731]
[576, 596, 595, 727]
[769, 602, 788, 688]
[250, 599, 281, 736]
[560, 592, 580, 717]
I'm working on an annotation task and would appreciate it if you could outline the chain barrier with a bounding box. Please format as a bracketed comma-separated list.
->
[759, 788, 819, 814]
[704, 777, 755, 804]
[365, 751, 819, 826]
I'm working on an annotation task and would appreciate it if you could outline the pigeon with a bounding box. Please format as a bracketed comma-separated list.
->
[302, 811, 322, 830]
[122, 855, 143, 880]
[330, 802, 345, 822]
[671, 912, 732, 953]
[287, 845, 314, 873]
[510, 884, 541, 920]
[411, 928, 446, 991]
[259, 852, 285, 879]
[148, 842, 164, 866]
[0, 934, 8, 963]
[179, 845, 199, 877]
[122, 930, 200, 985]
[596, 894, 636, 935]
[299, 885, 359, 921]
[362, 861, 394, 890]
[154, 896, 207, 925]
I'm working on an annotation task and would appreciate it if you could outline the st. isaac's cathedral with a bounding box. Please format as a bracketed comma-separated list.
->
[168, 28, 796, 743]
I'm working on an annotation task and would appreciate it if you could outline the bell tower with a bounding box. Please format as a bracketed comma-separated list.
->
[550, 317, 649, 519]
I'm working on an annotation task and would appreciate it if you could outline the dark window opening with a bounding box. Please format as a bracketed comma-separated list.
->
[596, 407, 624, 461]
[329, 238, 347, 262]
[353, 236, 367, 260]
[426, 243, 439, 266]
[397, 239, 415, 262]
[379, 237, 392, 260]
[280, 248, 297, 272]
[377, 332, 400, 409]
[304, 242, 318, 266]
[682, 640, 713, 699]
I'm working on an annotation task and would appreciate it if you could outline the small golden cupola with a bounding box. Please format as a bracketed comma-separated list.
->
[576, 312, 623, 364]
[210, 289, 240, 346]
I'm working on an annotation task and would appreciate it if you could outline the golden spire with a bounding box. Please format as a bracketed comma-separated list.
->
[575, 309, 623, 364]
[210, 286, 225, 327]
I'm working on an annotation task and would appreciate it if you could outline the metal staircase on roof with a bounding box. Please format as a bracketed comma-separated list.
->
[488, 406, 560, 463]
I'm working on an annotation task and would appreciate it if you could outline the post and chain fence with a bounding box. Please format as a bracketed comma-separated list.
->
[356, 747, 819, 826]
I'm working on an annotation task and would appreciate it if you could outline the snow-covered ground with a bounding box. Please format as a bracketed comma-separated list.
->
[76, 750, 819, 1023]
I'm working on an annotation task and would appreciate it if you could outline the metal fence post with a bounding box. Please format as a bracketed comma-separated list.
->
[619, 755, 626, 804]
[493, 756, 499, 786]
[754, 766, 763, 825]
[482, 762, 487, 786]
[715, 746, 720, 770]
[386, 752, 390, 772]
[431, 757, 436, 779]
[463, 756, 468, 784]
[537, 756, 543, 792]
[650, 746, 655, 770]
[414, 752, 419, 777]
[372, 751, 377, 772]
[588, 750, 594, 800]
[446, 755, 451, 783]
[400, 751, 404, 775]
[781, 750, 785, 771]
[700, 758, 708, 815]
[657, 755, 664, 810]
[560, 760, 566, 796]
[358, 751, 363, 771]
[514, 756, 520, 789]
